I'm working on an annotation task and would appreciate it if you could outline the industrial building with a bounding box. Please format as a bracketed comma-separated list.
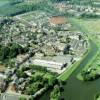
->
[33, 59, 67, 70]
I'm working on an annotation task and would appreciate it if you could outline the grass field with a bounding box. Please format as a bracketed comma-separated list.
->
[19, 10, 47, 21]
[0, 0, 9, 7]
[69, 18, 100, 34]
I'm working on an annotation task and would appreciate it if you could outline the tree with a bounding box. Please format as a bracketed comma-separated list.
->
[81, 69, 100, 81]
[19, 96, 26, 100]
[16, 69, 27, 78]
[50, 85, 61, 100]
[0, 46, 10, 61]
[0, 43, 28, 62]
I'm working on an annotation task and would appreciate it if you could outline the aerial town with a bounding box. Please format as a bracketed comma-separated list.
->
[0, 0, 100, 100]
[0, 13, 87, 100]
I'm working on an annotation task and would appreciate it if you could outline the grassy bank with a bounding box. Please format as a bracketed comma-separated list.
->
[58, 61, 80, 81]
[77, 45, 99, 81]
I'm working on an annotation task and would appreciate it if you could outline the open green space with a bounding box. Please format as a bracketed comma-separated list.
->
[68, 18, 100, 34]
[19, 10, 47, 21]
[0, 0, 9, 7]
[0, 0, 58, 16]
[70, 18, 100, 34]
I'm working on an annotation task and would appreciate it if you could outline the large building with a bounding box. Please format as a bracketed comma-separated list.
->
[33, 59, 66, 70]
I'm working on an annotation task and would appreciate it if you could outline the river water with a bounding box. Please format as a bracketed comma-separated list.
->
[40, 40, 100, 100]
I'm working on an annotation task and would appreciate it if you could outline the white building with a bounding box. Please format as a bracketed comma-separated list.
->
[33, 59, 66, 70]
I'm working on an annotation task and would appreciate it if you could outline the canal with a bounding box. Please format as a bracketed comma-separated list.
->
[40, 40, 100, 100]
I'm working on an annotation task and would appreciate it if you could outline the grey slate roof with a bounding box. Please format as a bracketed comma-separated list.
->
[0, 93, 19, 100]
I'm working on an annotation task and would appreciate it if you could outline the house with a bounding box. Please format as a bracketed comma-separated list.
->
[24, 71, 32, 77]
[54, 42, 67, 52]
[34, 52, 44, 59]
[69, 35, 79, 40]
[0, 78, 7, 93]
[41, 45, 56, 56]
[1, 94, 20, 100]
[70, 39, 79, 51]
[0, 73, 7, 79]
[52, 55, 73, 65]
[16, 54, 29, 63]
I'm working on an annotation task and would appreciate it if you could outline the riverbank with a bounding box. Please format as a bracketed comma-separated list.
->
[77, 44, 99, 81]
[58, 61, 80, 81]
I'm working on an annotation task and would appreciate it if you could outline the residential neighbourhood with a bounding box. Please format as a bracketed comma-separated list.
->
[0, 0, 100, 100]
[0, 13, 87, 100]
